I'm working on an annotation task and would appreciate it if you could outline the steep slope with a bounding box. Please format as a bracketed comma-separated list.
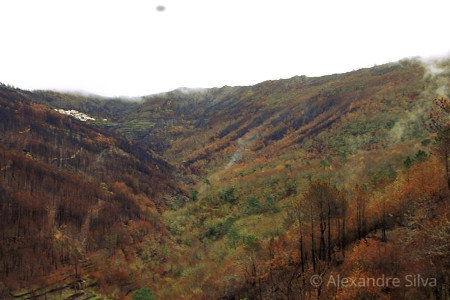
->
[164, 60, 431, 171]
[0, 84, 185, 297]
[143, 60, 449, 298]
[35, 59, 438, 175]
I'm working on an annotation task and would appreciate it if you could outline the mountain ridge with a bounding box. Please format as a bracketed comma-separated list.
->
[31, 59, 432, 162]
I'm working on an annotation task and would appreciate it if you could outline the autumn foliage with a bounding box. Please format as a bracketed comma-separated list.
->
[0, 60, 449, 299]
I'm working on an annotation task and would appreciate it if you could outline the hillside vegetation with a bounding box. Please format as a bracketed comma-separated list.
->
[0, 57, 449, 299]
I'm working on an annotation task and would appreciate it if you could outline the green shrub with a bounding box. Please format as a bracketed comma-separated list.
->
[244, 197, 261, 215]
[132, 287, 155, 300]
[219, 187, 237, 204]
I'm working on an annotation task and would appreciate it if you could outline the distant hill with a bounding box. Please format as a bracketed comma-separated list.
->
[33, 58, 447, 176]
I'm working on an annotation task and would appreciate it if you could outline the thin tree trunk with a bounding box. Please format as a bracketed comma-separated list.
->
[445, 149, 450, 191]
[310, 202, 316, 273]
[327, 199, 332, 263]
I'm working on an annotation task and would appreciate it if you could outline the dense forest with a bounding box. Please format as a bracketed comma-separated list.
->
[0, 57, 449, 299]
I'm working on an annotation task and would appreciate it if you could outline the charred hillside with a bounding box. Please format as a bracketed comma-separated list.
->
[120, 59, 434, 176]
[1, 57, 449, 299]
[0, 84, 184, 293]
[33, 59, 435, 177]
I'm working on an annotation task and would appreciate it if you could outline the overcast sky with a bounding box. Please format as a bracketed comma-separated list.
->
[1, 0, 449, 97]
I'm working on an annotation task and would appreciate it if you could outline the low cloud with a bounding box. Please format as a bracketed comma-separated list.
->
[419, 54, 450, 98]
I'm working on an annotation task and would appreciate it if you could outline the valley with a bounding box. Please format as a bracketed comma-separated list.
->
[0, 57, 449, 299]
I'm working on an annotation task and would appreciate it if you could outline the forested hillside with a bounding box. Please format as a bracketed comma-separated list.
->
[0, 57, 449, 299]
